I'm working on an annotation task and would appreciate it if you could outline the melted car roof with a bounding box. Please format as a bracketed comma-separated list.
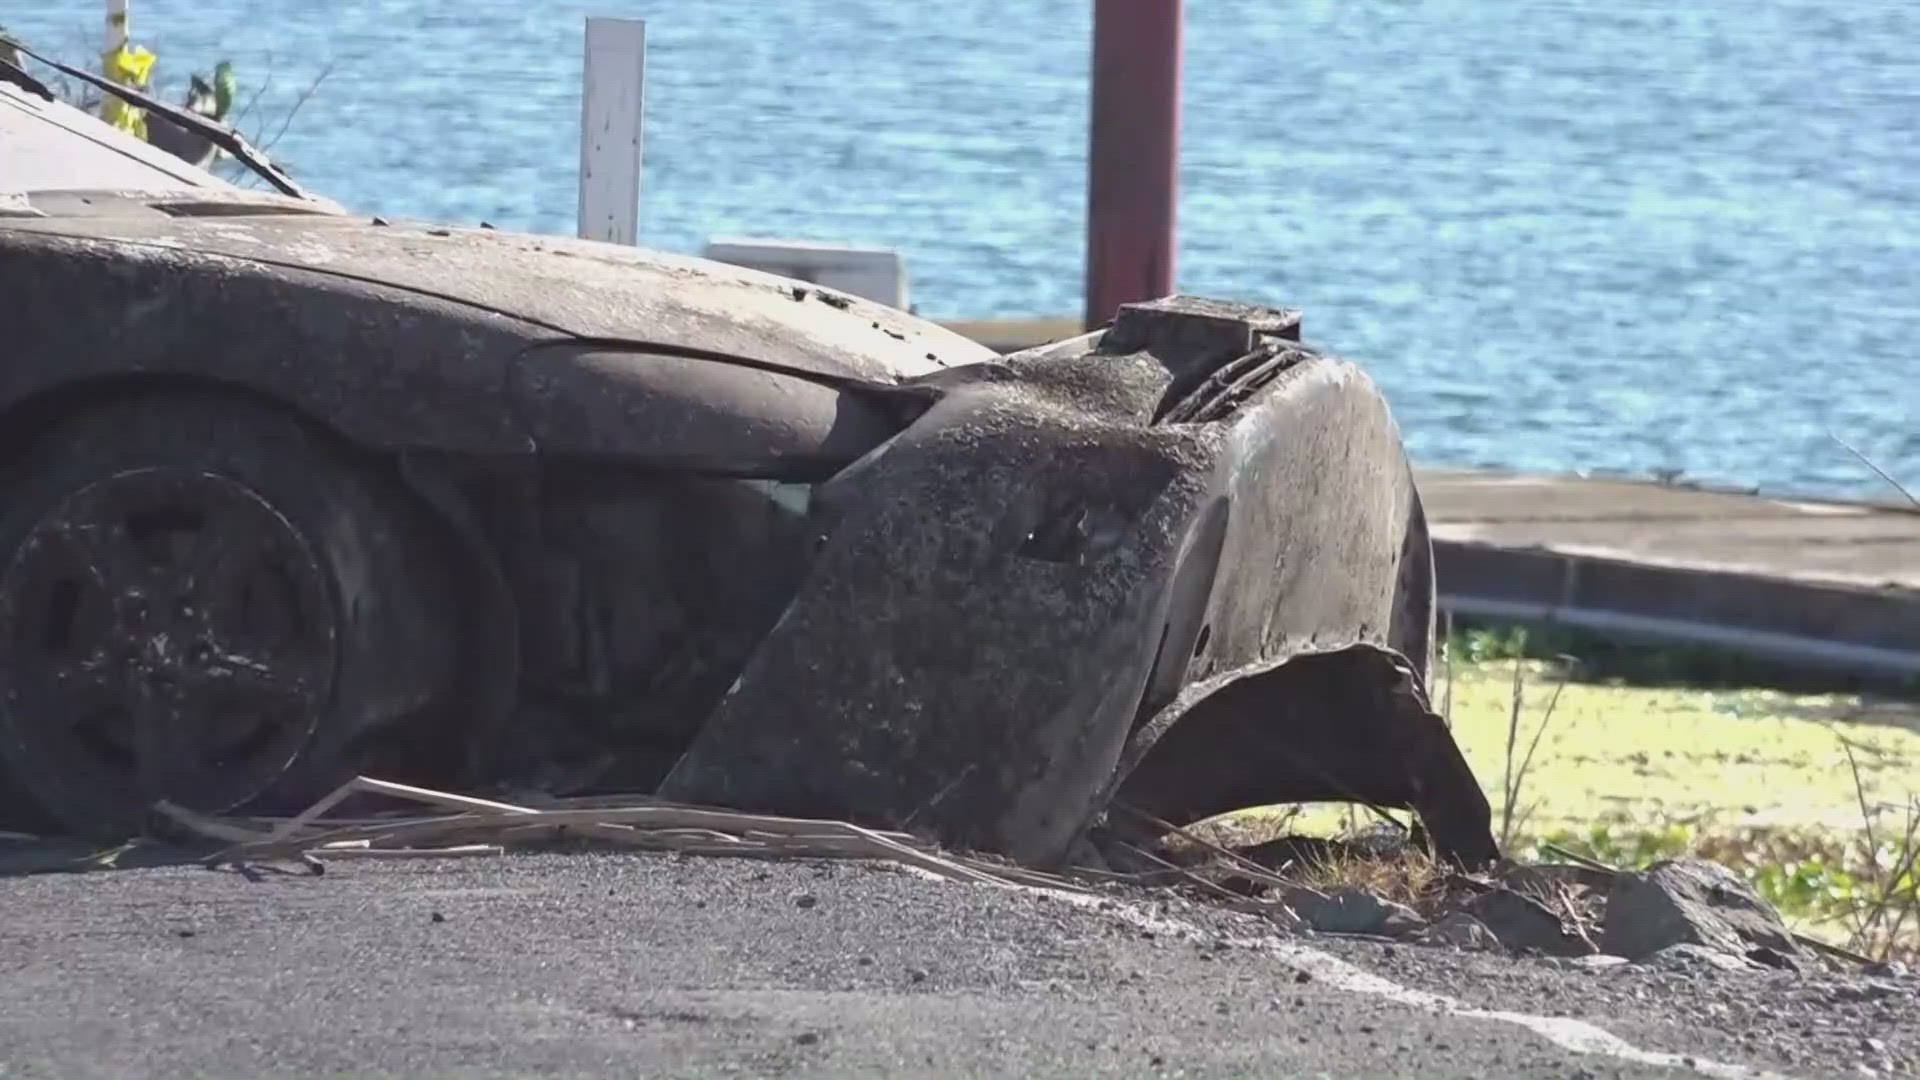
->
[1, 74, 988, 383]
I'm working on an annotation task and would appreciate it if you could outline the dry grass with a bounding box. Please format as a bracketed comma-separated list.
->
[1491, 638, 1574, 850]
[1830, 739, 1920, 961]
[1289, 844, 1448, 910]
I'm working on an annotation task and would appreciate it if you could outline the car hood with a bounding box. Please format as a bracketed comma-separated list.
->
[3, 204, 992, 384]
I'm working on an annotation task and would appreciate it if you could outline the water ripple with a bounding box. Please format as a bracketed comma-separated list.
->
[8, 0, 1915, 497]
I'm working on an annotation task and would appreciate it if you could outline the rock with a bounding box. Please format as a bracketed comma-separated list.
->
[1827, 980, 1903, 1003]
[1744, 945, 1816, 974]
[1601, 858, 1804, 964]
[1647, 943, 1767, 975]
[1464, 887, 1593, 956]
[1420, 912, 1501, 952]
[1285, 888, 1426, 937]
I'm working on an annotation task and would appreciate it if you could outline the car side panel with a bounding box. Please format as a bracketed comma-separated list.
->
[656, 374, 1217, 864]
[0, 230, 536, 454]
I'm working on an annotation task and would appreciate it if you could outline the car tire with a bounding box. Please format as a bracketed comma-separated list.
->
[0, 387, 460, 837]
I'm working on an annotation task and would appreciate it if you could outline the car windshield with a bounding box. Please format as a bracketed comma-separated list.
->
[0, 75, 224, 198]
[2, 33, 322, 206]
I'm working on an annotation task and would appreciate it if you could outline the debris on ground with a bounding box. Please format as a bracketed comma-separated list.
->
[1600, 858, 1806, 964]
[1644, 942, 1771, 975]
[157, 775, 1094, 896]
[1419, 912, 1501, 952]
[1123, 815, 1893, 977]
[1284, 887, 1426, 937]
[142, 773, 1897, 985]
[1462, 886, 1594, 957]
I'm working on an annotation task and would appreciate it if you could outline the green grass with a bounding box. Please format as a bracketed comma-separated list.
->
[1449, 640, 1920, 959]
[1440, 655, 1920, 838]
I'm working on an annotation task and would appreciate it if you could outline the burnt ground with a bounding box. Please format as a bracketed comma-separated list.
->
[0, 848, 1913, 1079]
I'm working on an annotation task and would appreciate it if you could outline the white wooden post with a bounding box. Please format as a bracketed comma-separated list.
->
[578, 17, 646, 245]
[106, 0, 129, 59]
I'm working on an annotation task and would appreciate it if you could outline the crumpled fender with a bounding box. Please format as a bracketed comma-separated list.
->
[1107, 327, 1496, 866]
[657, 297, 1497, 867]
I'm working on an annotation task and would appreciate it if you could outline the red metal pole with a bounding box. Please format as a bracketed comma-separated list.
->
[1084, 0, 1182, 330]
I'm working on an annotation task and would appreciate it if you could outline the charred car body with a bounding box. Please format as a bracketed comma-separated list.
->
[0, 48, 1496, 866]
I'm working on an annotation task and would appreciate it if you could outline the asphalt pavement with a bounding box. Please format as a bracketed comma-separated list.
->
[0, 848, 1912, 1079]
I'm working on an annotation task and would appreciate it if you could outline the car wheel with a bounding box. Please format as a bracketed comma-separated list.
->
[0, 388, 459, 837]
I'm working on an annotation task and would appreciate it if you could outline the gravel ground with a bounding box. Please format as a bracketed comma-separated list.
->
[0, 848, 1913, 1079]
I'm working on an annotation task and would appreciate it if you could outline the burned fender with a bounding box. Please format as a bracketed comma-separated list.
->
[657, 297, 1498, 867]
[0, 229, 536, 454]
[1107, 314, 1494, 864]
[505, 341, 911, 478]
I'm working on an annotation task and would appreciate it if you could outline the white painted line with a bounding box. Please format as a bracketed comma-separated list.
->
[1270, 942, 1789, 1080]
[986, 874, 1797, 1080]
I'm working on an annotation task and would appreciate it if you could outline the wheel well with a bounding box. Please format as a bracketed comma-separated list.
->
[0, 375, 364, 471]
[0, 375, 499, 747]
[1112, 645, 1497, 865]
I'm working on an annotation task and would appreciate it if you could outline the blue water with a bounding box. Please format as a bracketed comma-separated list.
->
[9, 1, 1918, 498]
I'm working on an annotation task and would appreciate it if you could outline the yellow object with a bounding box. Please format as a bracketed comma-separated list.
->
[99, 43, 156, 140]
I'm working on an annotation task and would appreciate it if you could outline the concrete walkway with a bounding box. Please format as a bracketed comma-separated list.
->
[1417, 469, 1920, 678]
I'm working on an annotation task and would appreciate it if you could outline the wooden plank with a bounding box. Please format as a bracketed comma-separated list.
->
[577, 17, 646, 246]
[1418, 470, 1920, 589]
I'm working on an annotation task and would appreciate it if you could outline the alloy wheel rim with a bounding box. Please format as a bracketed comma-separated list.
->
[0, 468, 339, 820]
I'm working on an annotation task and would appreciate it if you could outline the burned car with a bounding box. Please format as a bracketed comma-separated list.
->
[0, 47, 1496, 866]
